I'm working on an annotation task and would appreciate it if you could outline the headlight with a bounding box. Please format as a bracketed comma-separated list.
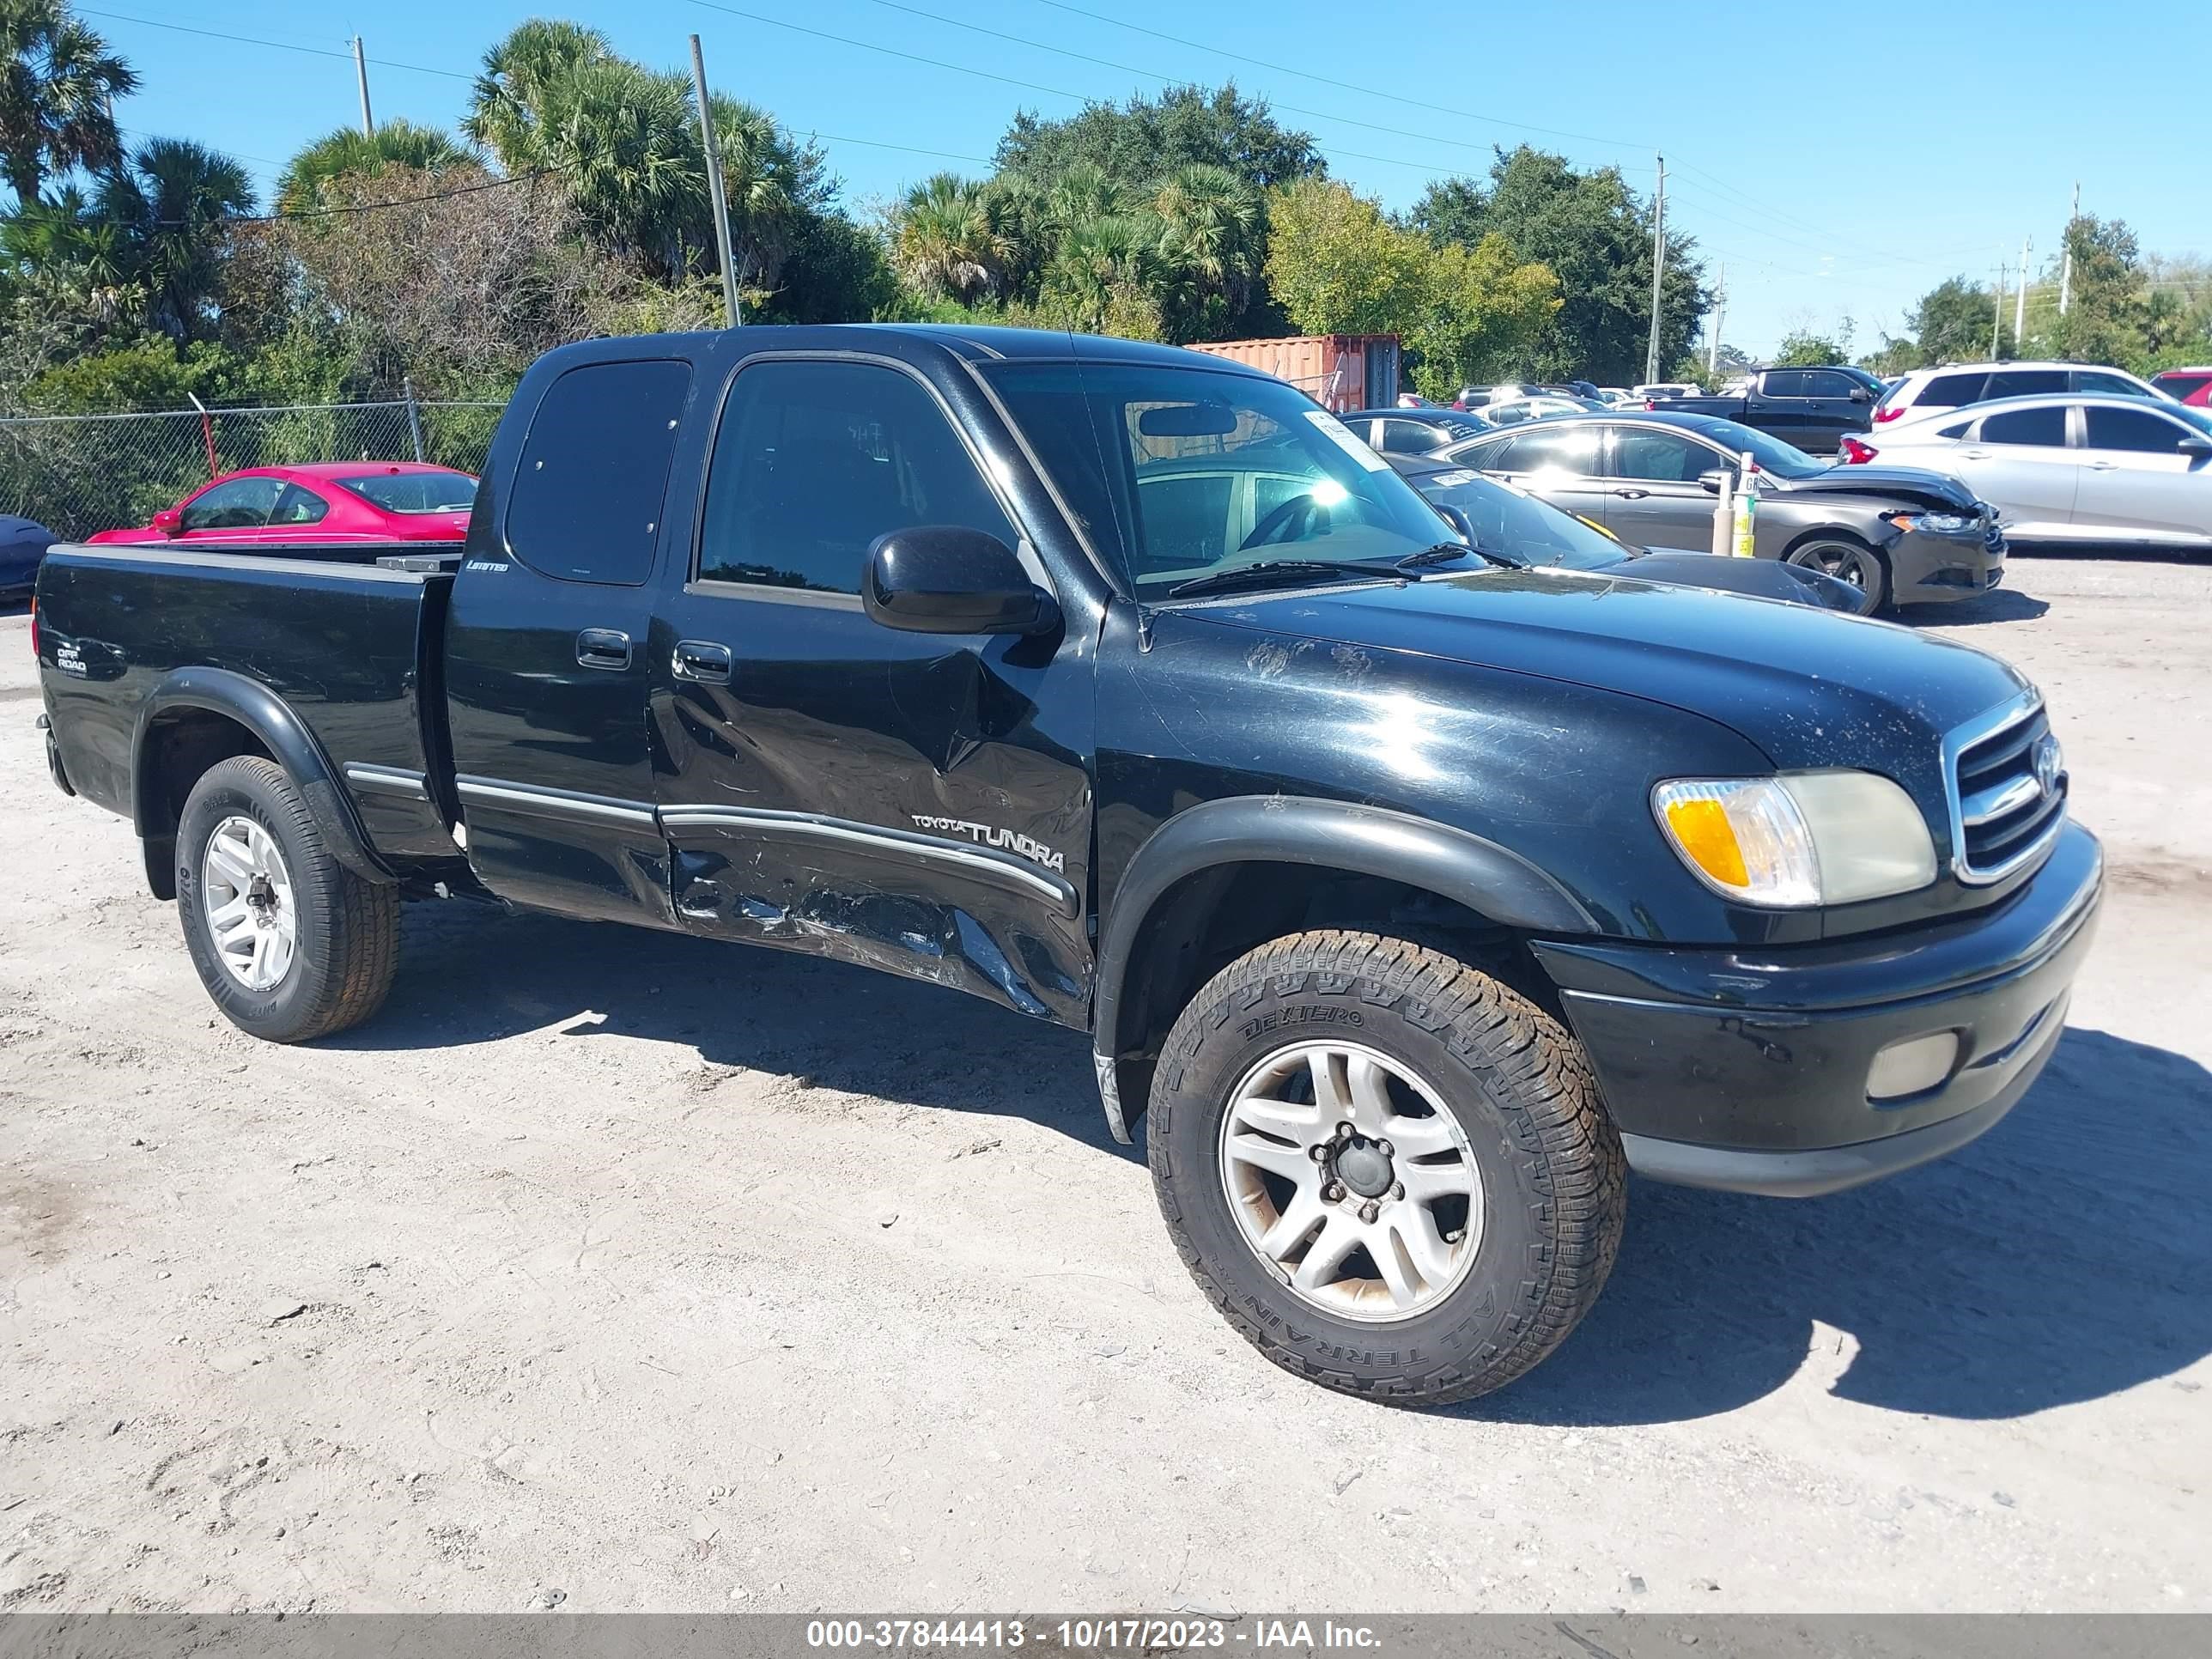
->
[1652, 772, 1936, 907]
[1887, 511, 1976, 535]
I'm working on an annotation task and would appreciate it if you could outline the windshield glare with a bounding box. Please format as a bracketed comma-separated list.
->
[984, 362, 1455, 598]
[338, 471, 477, 514]
[1425, 473, 1626, 570]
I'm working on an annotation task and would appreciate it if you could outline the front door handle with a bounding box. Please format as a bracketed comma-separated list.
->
[672, 639, 732, 684]
[575, 628, 632, 671]
[1612, 487, 1650, 499]
[2086, 460, 2118, 471]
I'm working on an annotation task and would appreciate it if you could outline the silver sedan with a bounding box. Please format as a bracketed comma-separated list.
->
[1852, 394, 2212, 552]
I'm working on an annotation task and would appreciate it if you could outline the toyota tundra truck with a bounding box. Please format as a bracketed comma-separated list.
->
[32, 325, 2102, 1405]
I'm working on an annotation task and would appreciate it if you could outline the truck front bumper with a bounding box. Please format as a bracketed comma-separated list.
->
[1531, 821, 2102, 1196]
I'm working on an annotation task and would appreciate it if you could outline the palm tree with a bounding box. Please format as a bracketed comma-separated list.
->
[96, 136, 253, 341]
[1149, 162, 1260, 339]
[275, 119, 472, 216]
[0, 0, 137, 206]
[706, 93, 812, 290]
[461, 18, 612, 168]
[890, 173, 1008, 305]
[1043, 211, 1162, 333]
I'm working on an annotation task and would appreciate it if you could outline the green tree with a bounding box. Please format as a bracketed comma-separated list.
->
[0, 0, 134, 207]
[1895, 275, 2001, 366]
[888, 173, 1011, 305]
[276, 120, 472, 216]
[96, 137, 254, 342]
[995, 84, 1322, 198]
[1772, 327, 1849, 368]
[2048, 216, 2148, 368]
[1147, 161, 1261, 341]
[1265, 178, 1557, 398]
[1413, 147, 1706, 385]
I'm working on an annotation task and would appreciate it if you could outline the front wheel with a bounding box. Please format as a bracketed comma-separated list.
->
[1786, 534, 1889, 615]
[175, 756, 400, 1042]
[1147, 930, 1626, 1406]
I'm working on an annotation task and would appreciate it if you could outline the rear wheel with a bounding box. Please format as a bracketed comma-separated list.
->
[1786, 534, 1889, 614]
[1147, 930, 1626, 1405]
[175, 757, 399, 1042]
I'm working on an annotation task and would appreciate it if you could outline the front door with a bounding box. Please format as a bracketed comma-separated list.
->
[2073, 404, 2210, 541]
[647, 355, 1095, 1027]
[444, 352, 696, 925]
[1601, 424, 1727, 550]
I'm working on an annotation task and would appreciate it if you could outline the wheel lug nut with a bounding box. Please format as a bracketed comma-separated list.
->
[1309, 1144, 1330, 1163]
[1322, 1182, 1345, 1202]
[1335, 1121, 1355, 1139]
[1376, 1139, 1394, 1158]
[1359, 1200, 1380, 1224]
[1389, 1182, 1404, 1201]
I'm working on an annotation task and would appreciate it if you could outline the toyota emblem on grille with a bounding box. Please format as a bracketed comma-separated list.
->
[2033, 733, 2062, 797]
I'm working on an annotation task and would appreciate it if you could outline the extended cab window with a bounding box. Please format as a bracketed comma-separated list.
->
[506, 360, 691, 585]
[1759, 370, 1809, 398]
[696, 360, 1017, 593]
[180, 477, 283, 532]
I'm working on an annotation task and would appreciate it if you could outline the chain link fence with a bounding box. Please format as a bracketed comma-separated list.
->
[0, 396, 507, 541]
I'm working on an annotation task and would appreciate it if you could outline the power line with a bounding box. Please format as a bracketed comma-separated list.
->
[80, 7, 474, 82]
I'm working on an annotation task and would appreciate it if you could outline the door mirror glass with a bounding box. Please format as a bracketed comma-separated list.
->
[2179, 436, 2212, 459]
[864, 526, 1060, 635]
[1849, 386, 1872, 403]
[1698, 468, 1730, 495]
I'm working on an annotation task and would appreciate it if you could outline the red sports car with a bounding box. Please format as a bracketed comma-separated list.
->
[89, 463, 477, 545]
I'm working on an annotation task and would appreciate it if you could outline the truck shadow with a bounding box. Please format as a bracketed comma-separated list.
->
[1479, 1025, 2212, 1425]
[335, 901, 1131, 1160]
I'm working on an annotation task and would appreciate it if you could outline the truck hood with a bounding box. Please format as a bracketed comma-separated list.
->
[1196, 565, 2029, 777]
[1770, 462, 1981, 512]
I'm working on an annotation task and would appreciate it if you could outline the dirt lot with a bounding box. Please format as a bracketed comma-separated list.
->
[2, 552, 2208, 1616]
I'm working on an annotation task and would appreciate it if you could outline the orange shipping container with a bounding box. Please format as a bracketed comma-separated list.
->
[1183, 334, 1401, 412]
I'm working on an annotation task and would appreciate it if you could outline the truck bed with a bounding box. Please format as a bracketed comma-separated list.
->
[36, 540, 465, 868]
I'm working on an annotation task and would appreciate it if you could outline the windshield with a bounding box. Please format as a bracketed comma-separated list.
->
[983, 362, 1457, 599]
[337, 471, 477, 514]
[1422, 472, 1626, 571]
[1685, 419, 1827, 480]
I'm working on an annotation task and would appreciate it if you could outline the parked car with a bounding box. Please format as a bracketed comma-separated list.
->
[1632, 382, 1704, 401]
[1389, 457, 1864, 611]
[2150, 367, 2212, 409]
[1, 514, 56, 600]
[1656, 366, 1886, 454]
[35, 325, 2099, 1407]
[1478, 394, 1602, 426]
[1452, 381, 1544, 410]
[1843, 394, 2212, 553]
[1594, 387, 1635, 406]
[1871, 361, 2172, 429]
[88, 463, 477, 546]
[1337, 406, 1492, 458]
[1443, 410, 2005, 612]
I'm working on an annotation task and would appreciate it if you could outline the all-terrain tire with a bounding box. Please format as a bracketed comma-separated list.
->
[175, 756, 400, 1042]
[1148, 929, 1626, 1406]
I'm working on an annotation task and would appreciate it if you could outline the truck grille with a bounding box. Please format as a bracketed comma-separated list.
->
[1949, 701, 2064, 882]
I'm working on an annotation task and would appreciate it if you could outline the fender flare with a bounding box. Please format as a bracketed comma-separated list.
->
[132, 665, 394, 888]
[1090, 795, 1597, 1141]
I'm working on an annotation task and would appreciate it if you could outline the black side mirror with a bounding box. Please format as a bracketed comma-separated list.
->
[1432, 502, 1476, 543]
[2179, 436, 2212, 459]
[1698, 468, 1731, 495]
[863, 526, 1060, 636]
[1849, 386, 1872, 403]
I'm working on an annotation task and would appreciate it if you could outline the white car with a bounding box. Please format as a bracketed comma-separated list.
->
[1848, 393, 2212, 550]
[1871, 360, 2172, 430]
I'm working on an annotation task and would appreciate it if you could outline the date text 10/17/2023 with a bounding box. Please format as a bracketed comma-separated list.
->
[805, 1618, 1385, 1650]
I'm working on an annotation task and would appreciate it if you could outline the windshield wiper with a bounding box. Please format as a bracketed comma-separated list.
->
[1395, 541, 1528, 571]
[1164, 559, 1404, 599]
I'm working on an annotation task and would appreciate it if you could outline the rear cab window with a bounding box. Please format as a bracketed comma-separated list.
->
[505, 360, 693, 585]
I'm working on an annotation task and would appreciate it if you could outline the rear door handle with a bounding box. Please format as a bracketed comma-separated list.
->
[672, 639, 732, 683]
[575, 628, 632, 671]
[1611, 487, 1650, 499]
[2087, 460, 2118, 471]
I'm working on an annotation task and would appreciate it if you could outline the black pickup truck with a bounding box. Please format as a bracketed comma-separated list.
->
[33, 325, 2101, 1406]
[1656, 365, 1887, 453]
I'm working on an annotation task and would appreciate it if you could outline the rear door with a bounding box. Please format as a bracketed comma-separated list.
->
[645, 353, 1095, 1027]
[1952, 404, 2080, 532]
[444, 352, 696, 925]
[1745, 370, 1813, 446]
[1601, 424, 1727, 549]
[1468, 423, 1612, 526]
[2073, 404, 2212, 540]
[1790, 368, 1868, 452]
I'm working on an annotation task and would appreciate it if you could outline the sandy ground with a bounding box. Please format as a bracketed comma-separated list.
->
[1, 550, 2207, 1617]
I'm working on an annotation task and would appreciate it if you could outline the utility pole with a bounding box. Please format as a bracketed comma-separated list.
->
[689, 34, 743, 328]
[1644, 154, 1667, 386]
[2014, 235, 2032, 346]
[2059, 180, 2079, 317]
[1707, 264, 1725, 374]
[351, 36, 374, 137]
[1992, 263, 2006, 358]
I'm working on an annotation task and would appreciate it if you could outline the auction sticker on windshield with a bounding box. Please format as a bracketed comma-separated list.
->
[1305, 410, 1391, 471]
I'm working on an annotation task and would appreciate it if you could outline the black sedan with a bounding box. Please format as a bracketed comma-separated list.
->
[1395, 458, 1863, 611]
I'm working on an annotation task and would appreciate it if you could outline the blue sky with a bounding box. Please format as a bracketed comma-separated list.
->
[88, 0, 2207, 357]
